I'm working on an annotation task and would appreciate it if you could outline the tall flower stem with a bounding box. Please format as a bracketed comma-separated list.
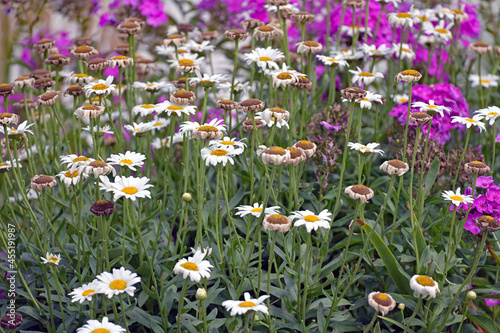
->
[373, 4, 385, 38]
[408, 124, 422, 269]
[478, 54, 485, 108]
[327, 66, 337, 105]
[397, 26, 406, 73]
[417, 118, 433, 216]
[401, 82, 413, 162]
[452, 127, 471, 188]
[492, 122, 496, 170]
[363, 1, 369, 44]
[215, 164, 224, 262]
[336, 3, 346, 50]
[176, 278, 190, 333]
[230, 39, 240, 102]
[403, 296, 423, 333]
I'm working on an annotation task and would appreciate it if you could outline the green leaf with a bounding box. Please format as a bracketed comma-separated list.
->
[466, 314, 499, 333]
[360, 221, 412, 294]
[424, 158, 440, 196]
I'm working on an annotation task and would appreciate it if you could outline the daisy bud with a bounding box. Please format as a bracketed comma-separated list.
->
[74, 37, 94, 47]
[398, 303, 405, 311]
[268, 0, 290, 5]
[117, 21, 142, 35]
[86, 58, 109, 72]
[467, 291, 477, 300]
[238, 98, 265, 112]
[263, 214, 292, 232]
[196, 288, 208, 300]
[33, 78, 56, 91]
[70, 45, 99, 60]
[45, 53, 71, 67]
[0, 113, 19, 125]
[182, 192, 193, 202]
[344, 0, 365, 8]
[291, 12, 315, 24]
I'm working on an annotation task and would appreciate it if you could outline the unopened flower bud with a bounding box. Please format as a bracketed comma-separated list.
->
[398, 303, 405, 311]
[196, 288, 207, 300]
[467, 291, 477, 300]
[182, 193, 192, 202]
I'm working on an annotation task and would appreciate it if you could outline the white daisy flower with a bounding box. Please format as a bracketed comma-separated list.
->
[348, 142, 384, 155]
[222, 292, 270, 316]
[268, 63, 303, 88]
[391, 43, 416, 62]
[340, 25, 372, 37]
[107, 151, 146, 171]
[290, 209, 332, 233]
[180, 118, 226, 135]
[474, 106, 500, 126]
[158, 101, 197, 117]
[99, 175, 154, 201]
[387, 10, 416, 28]
[186, 40, 215, 53]
[151, 134, 184, 149]
[66, 73, 95, 85]
[132, 104, 164, 117]
[200, 146, 243, 167]
[169, 53, 205, 69]
[76, 317, 125, 333]
[422, 20, 453, 42]
[392, 94, 409, 104]
[235, 203, 281, 218]
[413, 8, 438, 23]
[360, 43, 392, 58]
[355, 91, 383, 109]
[124, 122, 154, 136]
[0, 121, 34, 137]
[316, 55, 349, 67]
[95, 267, 141, 298]
[79, 160, 116, 178]
[245, 47, 285, 71]
[218, 80, 250, 96]
[255, 112, 290, 129]
[0, 160, 22, 171]
[60, 154, 95, 172]
[69, 280, 102, 303]
[349, 67, 385, 86]
[190, 246, 213, 258]
[412, 100, 451, 117]
[83, 76, 116, 98]
[173, 249, 213, 283]
[155, 44, 188, 57]
[442, 187, 474, 206]
[82, 125, 114, 136]
[57, 169, 88, 187]
[132, 81, 167, 92]
[418, 34, 436, 45]
[451, 116, 486, 132]
[409, 275, 440, 299]
[41, 252, 61, 265]
[189, 70, 227, 87]
[329, 46, 364, 61]
[210, 136, 247, 150]
[149, 117, 171, 133]
[469, 74, 499, 88]
[265, 3, 299, 12]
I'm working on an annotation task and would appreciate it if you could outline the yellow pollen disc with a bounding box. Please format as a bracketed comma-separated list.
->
[197, 125, 218, 131]
[399, 99, 408, 103]
[11, 128, 17, 132]
[359, 72, 373, 77]
[450, 195, 463, 201]
[401, 48, 410, 53]
[168, 105, 184, 110]
[259, 25, 274, 32]
[82, 289, 95, 296]
[153, 122, 163, 127]
[427, 105, 436, 108]
[401, 70, 420, 76]
[64, 170, 79, 178]
[465, 119, 477, 123]
[0, 84, 9, 88]
[92, 84, 108, 90]
[52, 53, 63, 57]
[415, 275, 435, 287]
[360, 146, 369, 150]
[377, 293, 389, 300]
[420, 16, 428, 21]
[452, 9, 464, 14]
[220, 141, 235, 145]
[147, 83, 155, 87]
[361, 98, 368, 102]
[74, 74, 89, 78]
[210, 149, 228, 156]
[181, 262, 199, 271]
[109, 280, 127, 290]
[396, 13, 411, 18]
[436, 28, 448, 34]
[122, 187, 138, 195]
[327, 58, 338, 62]
[350, 25, 359, 29]
[76, 46, 90, 51]
[270, 107, 285, 113]
[488, 112, 498, 116]
[92, 329, 110, 333]
[90, 161, 107, 167]
[239, 301, 257, 307]
[49, 257, 58, 263]
[168, 34, 182, 38]
[277, 73, 292, 80]
[481, 79, 490, 84]
[135, 128, 140, 131]
[179, 59, 194, 66]
[304, 41, 319, 47]
[251, 207, 263, 213]
[142, 104, 155, 109]
[268, 147, 285, 154]
[120, 159, 133, 165]
[470, 161, 483, 165]
[73, 156, 89, 162]
[0, 163, 7, 167]
[259, 56, 272, 61]
[304, 215, 320, 222]
[113, 56, 127, 60]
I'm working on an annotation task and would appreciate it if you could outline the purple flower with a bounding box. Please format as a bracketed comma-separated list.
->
[464, 211, 481, 235]
[487, 185, 500, 203]
[474, 195, 491, 214]
[496, 133, 500, 143]
[476, 176, 494, 189]
[320, 121, 342, 136]
[485, 293, 500, 306]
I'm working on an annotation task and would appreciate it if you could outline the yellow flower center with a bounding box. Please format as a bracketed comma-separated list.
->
[377, 293, 389, 300]
[147, 83, 156, 87]
[109, 280, 127, 290]
[210, 149, 228, 156]
[120, 159, 133, 165]
[259, 56, 272, 61]
[481, 79, 490, 84]
[452, 9, 464, 14]
[64, 170, 79, 178]
[196, 125, 218, 131]
[268, 147, 286, 154]
[303, 41, 319, 47]
[304, 215, 320, 222]
[142, 104, 155, 109]
[122, 187, 138, 195]
[239, 301, 257, 307]
[92, 329, 110, 333]
[180, 262, 198, 271]
[415, 275, 436, 287]
[396, 13, 411, 18]
[82, 289, 95, 296]
[450, 195, 463, 201]
[436, 28, 448, 34]
[399, 98, 408, 103]
[251, 207, 263, 213]
[465, 118, 477, 123]
[74, 74, 89, 78]
[113, 56, 127, 60]
[220, 141, 235, 145]
[327, 58, 338, 62]
[10, 128, 17, 132]
[179, 59, 194, 66]
[401, 48, 410, 53]
[92, 84, 108, 90]
[401, 70, 421, 77]
[168, 34, 182, 39]
[153, 122, 163, 127]
[277, 73, 292, 80]
[259, 25, 274, 32]
[49, 257, 58, 263]
[76, 46, 91, 52]
[73, 156, 90, 162]
[168, 105, 184, 110]
[0, 163, 8, 167]
[427, 105, 436, 108]
[359, 72, 373, 77]
[488, 112, 498, 116]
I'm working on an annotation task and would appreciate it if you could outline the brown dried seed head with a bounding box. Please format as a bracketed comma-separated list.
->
[475, 215, 500, 232]
[409, 112, 433, 125]
[341, 87, 367, 101]
[178, 24, 196, 33]
[267, 214, 289, 225]
[265, 146, 287, 155]
[351, 184, 372, 195]
[224, 29, 250, 41]
[295, 140, 314, 150]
